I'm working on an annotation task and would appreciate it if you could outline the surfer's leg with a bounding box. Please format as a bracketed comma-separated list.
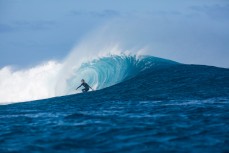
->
[82, 88, 89, 93]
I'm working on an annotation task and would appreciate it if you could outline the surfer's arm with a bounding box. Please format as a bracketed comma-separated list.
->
[76, 84, 82, 90]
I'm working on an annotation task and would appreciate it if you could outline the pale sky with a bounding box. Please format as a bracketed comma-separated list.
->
[0, 0, 229, 67]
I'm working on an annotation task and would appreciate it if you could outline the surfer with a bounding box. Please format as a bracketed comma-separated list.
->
[76, 79, 94, 93]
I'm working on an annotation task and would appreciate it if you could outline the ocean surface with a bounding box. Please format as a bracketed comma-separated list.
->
[0, 55, 229, 153]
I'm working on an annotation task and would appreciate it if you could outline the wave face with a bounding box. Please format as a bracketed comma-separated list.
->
[64, 55, 178, 93]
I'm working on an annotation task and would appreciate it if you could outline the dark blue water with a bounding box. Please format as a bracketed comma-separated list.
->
[1, 58, 229, 153]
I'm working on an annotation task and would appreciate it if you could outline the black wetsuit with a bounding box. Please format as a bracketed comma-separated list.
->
[78, 83, 90, 92]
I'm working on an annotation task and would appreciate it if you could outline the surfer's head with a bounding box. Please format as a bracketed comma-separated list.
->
[81, 79, 85, 83]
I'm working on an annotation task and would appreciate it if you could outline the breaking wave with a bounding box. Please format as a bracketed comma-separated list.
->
[0, 53, 177, 104]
